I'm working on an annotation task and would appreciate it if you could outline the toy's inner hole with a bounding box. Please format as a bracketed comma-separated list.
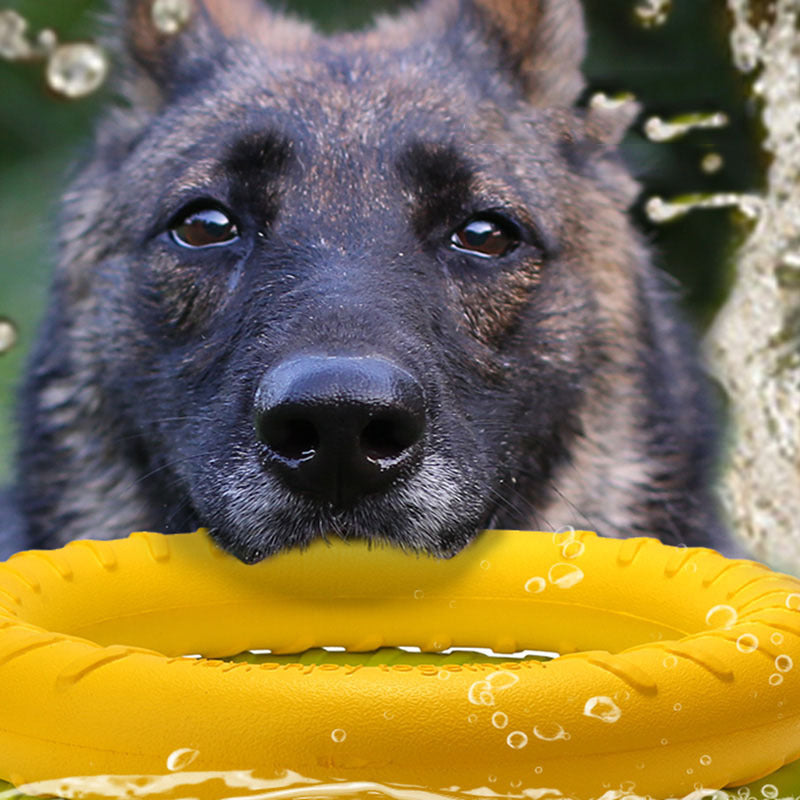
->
[218, 646, 557, 667]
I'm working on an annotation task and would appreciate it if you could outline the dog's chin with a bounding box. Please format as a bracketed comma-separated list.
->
[201, 497, 495, 565]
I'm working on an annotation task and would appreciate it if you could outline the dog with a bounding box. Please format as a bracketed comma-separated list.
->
[0, 0, 734, 563]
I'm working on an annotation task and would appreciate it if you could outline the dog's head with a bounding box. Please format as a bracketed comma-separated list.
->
[34, 0, 649, 562]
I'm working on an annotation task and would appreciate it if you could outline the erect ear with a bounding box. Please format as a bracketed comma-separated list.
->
[112, 0, 314, 104]
[460, 0, 586, 106]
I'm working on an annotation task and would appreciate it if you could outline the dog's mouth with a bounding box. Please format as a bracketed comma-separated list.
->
[199, 476, 500, 565]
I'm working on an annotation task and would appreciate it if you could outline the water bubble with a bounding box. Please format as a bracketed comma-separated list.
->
[524, 576, 546, 593]
[548, 562, 584, 589]
[468, 670, 519, 706]
[413, 589, 424, 600]
[776, 654, 793, 672]
[673, 703, 682, 712]
[382, 710, 395, 720]
[533, 723, 569, 741]
[0, 318, 17, 355]
[769, 673, 784, 686]
[786, 593, 800, 610]
[736, 633, 759, 654]
[37, 29, 57, 54]
[771, 632, 784, 646]
[661, 738, 669, 746]
[151, 0, 193, 35]
[492, 712, 509, 729]
[562, 540, 585, 559]
[467, 714, 478, 723]
[534, 766, 543, 775]
[634, 0, 671, 27]
[644, 112, 728, 143]
[331, 729, 347, 743]
[480, 560, 491, 570]
[761, 785, 779, 799]
[166, 748, 199, 772]
[705, 604, 738, 630]
[583, 695, 622, 723]
[46, 43, 108, 98]
[700, 755, 713, 766]
[437, 670, 450, 681]
[0, 10, 33, 60]
[506, 731, 528, 749]
[552, 527, 576, 545]
[701, 153, 724, 174]
[662, 654, 678, 668]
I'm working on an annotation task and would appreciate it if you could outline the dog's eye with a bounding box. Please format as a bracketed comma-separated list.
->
[450, 215, 520, 259]
[170, 206, 239, 249]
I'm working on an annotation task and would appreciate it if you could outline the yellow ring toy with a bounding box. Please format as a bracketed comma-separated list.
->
[0, 529, 799, 799]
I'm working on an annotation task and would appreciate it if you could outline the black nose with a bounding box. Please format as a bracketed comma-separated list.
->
[254, 356, 426, 506]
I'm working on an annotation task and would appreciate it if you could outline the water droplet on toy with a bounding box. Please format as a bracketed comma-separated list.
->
[700, 755, 712, 766]
[562, 540, 585, 559]
[524, 576, 546, 593]
[534, 766, 543, 775]
[776, 654, 793, 673]
[662, 654, 678, 668]
[0, 318, 18, 354]
[736, 633, 759, 653]
[533, 723, 569, 741]
[548, 562, 584, 589]
[438, 670, 449, 681]
[166, 748, 199, 772]
[383, 710, 395, 720]
[480, 560, 491, 570]
[771, 632, 784, 646]
[552, 527, 576, 545]
[467, 713, 478, 723]
[0, 10, 32, 60]
[46, 43, 108, 98]
[413, 589, 424, 600]
[769, 673, 783, 686]
[151, 0, 193, 35]
[705, 604, 738, 629]
[673, 703, 682, 712]
[786, 593, 800, 610]
[583, 695, 622, 723]
[634, 0, 671, 27]
[331, 729, 347, 743]
[506, 731, 528, 749]
[762, 785, 779, 799]
[492, 711, 508, 729]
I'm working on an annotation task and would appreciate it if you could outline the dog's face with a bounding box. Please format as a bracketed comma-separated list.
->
[37, 0, 656, 562]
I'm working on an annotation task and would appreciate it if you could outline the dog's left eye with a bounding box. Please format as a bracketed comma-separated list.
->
[450, 215, 520, 259]
[170, 206, 239, 249]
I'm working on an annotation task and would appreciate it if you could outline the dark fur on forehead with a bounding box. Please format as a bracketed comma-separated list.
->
[397, 142, 474, 237]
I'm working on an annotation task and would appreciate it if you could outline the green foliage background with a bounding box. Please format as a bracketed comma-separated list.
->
[0, 0, 760, 486]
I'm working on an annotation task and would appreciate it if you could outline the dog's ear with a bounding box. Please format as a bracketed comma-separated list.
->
[462, 0, 586, 106]
[112, 0, 313, 105]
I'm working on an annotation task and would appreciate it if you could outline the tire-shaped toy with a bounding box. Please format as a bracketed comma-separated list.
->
[0, 529, 799, 799]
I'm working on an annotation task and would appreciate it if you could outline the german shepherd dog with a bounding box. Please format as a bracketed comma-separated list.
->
[0, 0, 734, 563]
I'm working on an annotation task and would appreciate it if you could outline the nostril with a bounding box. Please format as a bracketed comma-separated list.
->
[260, 416, 319, 462]
[361, 414, 422, 463]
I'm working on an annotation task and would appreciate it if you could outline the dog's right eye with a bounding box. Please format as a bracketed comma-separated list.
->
[170, 206, 239, 249]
